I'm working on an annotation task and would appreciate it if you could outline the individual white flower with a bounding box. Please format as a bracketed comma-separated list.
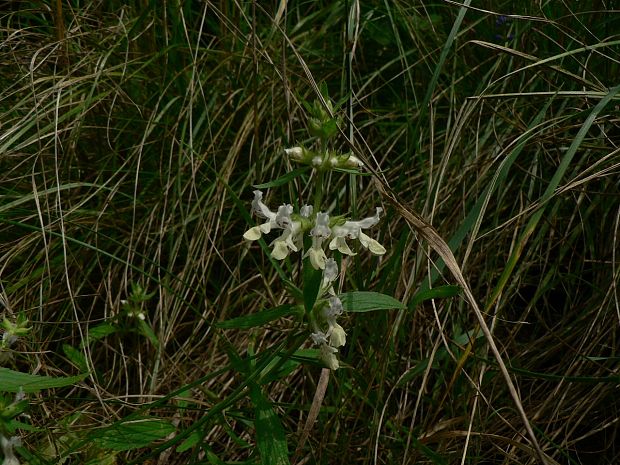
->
[243, 191, 304, 260]
[270, 220, 302, 260]
[275, 204, 293, 228]
[243, 190, 277, 240]
[326, 296, 343, 317]
[14, 388, 25, 402]
[311, 330, 341, 369]
[300, 205, 313, 218]
[284, 146, 304, 161]
[304, 212, 330, 270]
[343, 154, 363, 168]
[322, 258, 338, 290]
[321, 297, 347, 348]
[329, 207, 386, 256]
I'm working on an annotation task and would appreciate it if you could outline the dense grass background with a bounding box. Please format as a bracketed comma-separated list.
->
[1, 1, 619, 464]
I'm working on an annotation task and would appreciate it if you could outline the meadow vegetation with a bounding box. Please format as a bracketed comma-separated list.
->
[1, 1, 619, 464]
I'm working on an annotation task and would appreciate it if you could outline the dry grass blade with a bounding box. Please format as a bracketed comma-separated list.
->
[293, 367, 330, 464]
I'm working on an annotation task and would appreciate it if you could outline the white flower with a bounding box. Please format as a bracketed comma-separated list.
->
[243, 190, 277, 240]
[275, 204, 293, 228]
[304, 212, 330, 270]
[243, 190, 303, 260]
[320, 297, 347, 347]
[322, 258, 338, 290]
[326, 296, 343, 317]
[270, 220, 302, 260]
[284, 146, 304, 160]
[343, 154, 363, 168]
[300, 205, 313, 217]
[329, 207, 386, 256]
[2, 332, 18, 348]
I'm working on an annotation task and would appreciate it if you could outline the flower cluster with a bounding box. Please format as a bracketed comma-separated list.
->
[309, 258, 347, 370]
[284, 146, 363, 171]
[243, 187, 386, 369]
[243, 190, 386, 269]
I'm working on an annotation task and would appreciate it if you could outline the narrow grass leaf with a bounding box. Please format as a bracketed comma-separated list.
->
[340, 291, 405, 312]
[81, 322, 118, 348]
[176, 431, 200, 453]
[62, 344, 88, 373]
[253, 167, 309, 189]
[249, 382, 290, 465]
[410, 285, 461, 308]
[216, 304, 297, 329]
[0, 368, 87, 393]
[89, 417, 176, 451]
[411, 437, 448, 465]
[487, 83, 620, 309]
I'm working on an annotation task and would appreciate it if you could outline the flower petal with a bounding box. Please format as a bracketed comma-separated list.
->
[309, 247, 327, 270]
[319, 344, 339, 370]
[323, 258, 338, 283]
[243, 226, 262, 241]
[329, 236, 356, 256]
[329, 323, 347, 347]
[271, 241, 289, 260]
[251, 190, 276, 220]
[358, 231, 386, 255]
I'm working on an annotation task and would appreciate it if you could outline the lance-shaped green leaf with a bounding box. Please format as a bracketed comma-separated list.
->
[410, 285, 462, 308]
[339, 291, 405, 312]
[253, 167, 309, 189]
[216, 305, 299, 329]
[89, 417, 176, 451]
[249, 382, 290, 465]
[0, 368, 88, 393]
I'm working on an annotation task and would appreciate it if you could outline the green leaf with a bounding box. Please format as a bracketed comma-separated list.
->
[249, 383, 290, 465]
[63, 344, 88, 373]
[89, 417, 176, 451]
[411, 437, 448, 465]
[81, 322, 118, 348]
[176, 431, 200, 453]
[138, 320, 161, 348]
[339, 291, 405, 312]
[252, 167, 309, 189]
[216, 304, 298, 329]
[0, 368, 88, 393]
[303, 263, 322, 313]
[410, 285, 462, 308]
